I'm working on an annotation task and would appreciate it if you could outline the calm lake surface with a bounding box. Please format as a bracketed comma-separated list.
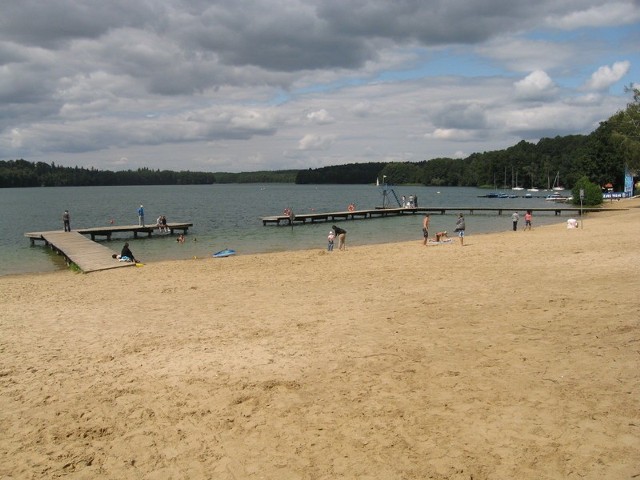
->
[1, 184, 573, 276]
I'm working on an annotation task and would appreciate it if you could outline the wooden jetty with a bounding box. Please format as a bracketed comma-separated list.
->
[75, 222, 193, 241]
[24, 221, 193, 273]
[261, 206, 626, 226]
[23, 231, 135, 273]
[261, 207, 415, 226]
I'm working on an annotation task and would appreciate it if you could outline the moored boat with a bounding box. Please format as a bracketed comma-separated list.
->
[545, 192, 571, 202]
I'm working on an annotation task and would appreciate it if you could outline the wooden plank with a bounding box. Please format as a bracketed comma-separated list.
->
[39, 232, 135, 273]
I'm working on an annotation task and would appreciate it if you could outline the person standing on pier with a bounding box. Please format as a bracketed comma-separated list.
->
[62, 210, 71, 232]
[138, 205, 145, 226]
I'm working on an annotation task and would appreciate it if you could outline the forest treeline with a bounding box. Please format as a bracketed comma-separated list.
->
[2, 88, 638, 189]
[0, 161, 297, 188]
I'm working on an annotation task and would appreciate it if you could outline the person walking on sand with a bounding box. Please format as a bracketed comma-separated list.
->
[454, 213, 466, 246]
[512, 211, 519, 231]
[138, 205, 145, 226]
[422, 214, 430, 246]
[62, 210, 71, 232]
[524, 210, 532, 231]
[332, 225, 347, 250]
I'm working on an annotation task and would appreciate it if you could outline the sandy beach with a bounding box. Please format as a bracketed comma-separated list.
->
[1, 199, 639, 479]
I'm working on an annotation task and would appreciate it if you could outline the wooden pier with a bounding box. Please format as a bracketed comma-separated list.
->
[24, 231, 135, 273]
[24, 221, 193, 273]
[262, 207, 415, 226]
[75, 222, 193, 240]
[261, 206, 625, 226]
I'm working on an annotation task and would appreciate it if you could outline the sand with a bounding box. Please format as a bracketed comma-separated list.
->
[1, 199, 639, 479]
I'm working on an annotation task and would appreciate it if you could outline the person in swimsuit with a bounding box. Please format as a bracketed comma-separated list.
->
[524, 210, 532, 230]
[435, 231, 449, 242]
[422, 214, 430, 246]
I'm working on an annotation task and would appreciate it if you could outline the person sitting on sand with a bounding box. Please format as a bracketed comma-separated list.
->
[119, 242, 138, 263]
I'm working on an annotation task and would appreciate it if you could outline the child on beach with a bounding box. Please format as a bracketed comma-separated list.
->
[524, 210, 532, 230]
[435, 231, 449, 242]
[327, 230, 335, 251]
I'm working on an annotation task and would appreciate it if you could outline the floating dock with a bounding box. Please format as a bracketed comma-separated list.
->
[261, 206, 624, 226]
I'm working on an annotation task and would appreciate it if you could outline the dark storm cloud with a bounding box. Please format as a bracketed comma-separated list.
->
[315, 0, 569, 45]
[184, 1, 378, 72]
[0, 0, 616, 86]
[0, 0, 159, 47]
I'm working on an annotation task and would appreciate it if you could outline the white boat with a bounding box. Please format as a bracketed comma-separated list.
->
[552, 171, 565, 191]
[545, 192, 571, 202]
[527, 187, 539, 192]
[511, 170, 524, 190]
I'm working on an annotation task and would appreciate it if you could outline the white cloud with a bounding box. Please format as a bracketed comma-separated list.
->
[428, 129, 478, 142]
[306, 109, 335, 124]
[10, 129, 23, 148]
[584, 61, 631, 90]
[514, 70, 556, 98]
[298, 134, 336, 151]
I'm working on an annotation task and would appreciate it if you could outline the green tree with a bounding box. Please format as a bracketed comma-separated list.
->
[608, 85, 640, 173]
[572, 176, 603, 206]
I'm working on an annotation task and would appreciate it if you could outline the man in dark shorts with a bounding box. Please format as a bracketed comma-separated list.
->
[422, 214, 430, 246]
[62, 210, 71, 232]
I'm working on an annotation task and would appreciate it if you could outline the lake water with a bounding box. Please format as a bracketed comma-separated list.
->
[0, 184, 572, 276]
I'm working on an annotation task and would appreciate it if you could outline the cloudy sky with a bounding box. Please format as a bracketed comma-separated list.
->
[1, 0, 639, 172]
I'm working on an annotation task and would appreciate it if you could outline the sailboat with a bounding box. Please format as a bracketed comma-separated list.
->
[511, 170, 523, 191]
[552, 171, 564, 191]
[526, 171, 539, 192]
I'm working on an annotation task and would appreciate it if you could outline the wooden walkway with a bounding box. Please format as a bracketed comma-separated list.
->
[75, 222, 192, 240]
[261, 206, 626, 226]
[25, 231, 135, 273]
[24, 220, 193, 273]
